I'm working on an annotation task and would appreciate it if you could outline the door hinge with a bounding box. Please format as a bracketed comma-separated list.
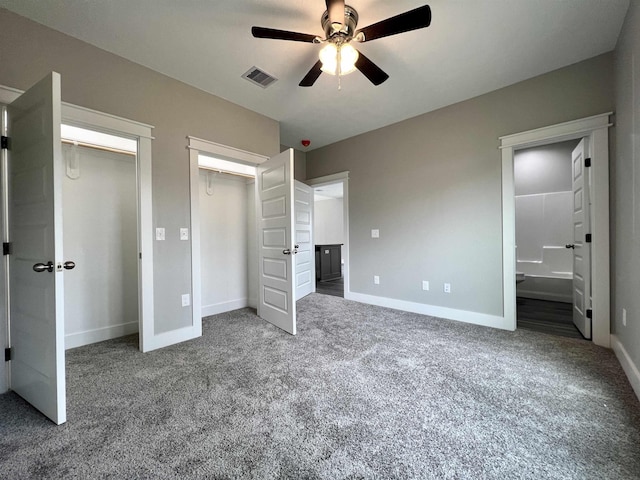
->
[585, 233, 592, 243]
[584, 157, 592, 168]
[586, 309, 593, 319]
[1, 136, 8, 150]
[4, 348, 11, 362]
[2, 242, 11, 255]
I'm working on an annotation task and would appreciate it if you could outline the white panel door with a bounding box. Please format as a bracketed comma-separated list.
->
[8, 72, 66, 424]
[571, 139, 591, 339]
[294, 180, 314, 300]
[257, 150, 296, 334]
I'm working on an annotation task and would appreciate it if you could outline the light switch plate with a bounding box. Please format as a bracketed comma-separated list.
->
[180, 228, 189, 241]
[371, 229, 380, 238]
[182, 294, 190, 307]
[422, 281, 430, 291]
[374, 275, 380, 285]
[156, 228, 165, 241]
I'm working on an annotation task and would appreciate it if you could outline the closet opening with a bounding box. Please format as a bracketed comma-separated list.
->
[197, 154, 258, 316]
[61, 125, 140, 349]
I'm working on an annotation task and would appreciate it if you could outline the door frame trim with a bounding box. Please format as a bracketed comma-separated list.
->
[499, 112, 612, 347]
[0, 84, 155, 362]
[306, 172, 350, 299]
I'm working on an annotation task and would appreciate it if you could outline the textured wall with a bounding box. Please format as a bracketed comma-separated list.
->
[0, 9, 279, 338]
[613, 1, 640, 370]
[307, 53, 614, 318]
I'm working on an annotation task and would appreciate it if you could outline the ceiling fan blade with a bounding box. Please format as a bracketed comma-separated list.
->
[355, 5, 432, 42]
[251, 26, 318, 43]
[299, 60, 324, 87]
[354, 50, 389, 86]
[326, 0, 346, 26]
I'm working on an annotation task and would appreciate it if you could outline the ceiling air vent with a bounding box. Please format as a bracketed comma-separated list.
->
[242, 67, 278, 88]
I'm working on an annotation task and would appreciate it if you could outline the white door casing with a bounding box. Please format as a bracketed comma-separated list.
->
[294, 180, 314, 300]
[500, 113, 611, 347]
[257, 149, 296, 334]
[571, 139, 591, 338]
[8, 72, 66, 424]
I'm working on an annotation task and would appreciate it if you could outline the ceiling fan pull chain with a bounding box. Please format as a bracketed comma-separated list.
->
[337, 45, 342, 90]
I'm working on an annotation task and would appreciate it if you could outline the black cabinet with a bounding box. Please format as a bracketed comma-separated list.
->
[315, 244, 342, 281]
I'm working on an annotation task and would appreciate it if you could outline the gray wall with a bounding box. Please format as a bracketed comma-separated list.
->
[307, 53, 614, 318]
[0, 9, 279, 335]
[281, 144, 307, 182]
[613, 1, 640, 370]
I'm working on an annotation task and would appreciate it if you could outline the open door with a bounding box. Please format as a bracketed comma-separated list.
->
[7, 72, 66, 424]
[294, 180, 314, 300]
[257, 150, 296, 334]
[571, 139, 591, 339]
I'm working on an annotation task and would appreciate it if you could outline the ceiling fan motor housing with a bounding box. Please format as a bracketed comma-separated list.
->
[322, 5, 359, 42]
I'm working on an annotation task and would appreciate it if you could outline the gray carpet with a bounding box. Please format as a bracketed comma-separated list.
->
[1, 293, 639, 479]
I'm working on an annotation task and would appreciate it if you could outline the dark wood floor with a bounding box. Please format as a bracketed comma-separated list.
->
[316, 277, 344, 298]
[517, 297, 585, 340]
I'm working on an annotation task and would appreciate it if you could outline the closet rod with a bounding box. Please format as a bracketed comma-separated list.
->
[61, 138, 136, 157]
[199, 165, 255, 179]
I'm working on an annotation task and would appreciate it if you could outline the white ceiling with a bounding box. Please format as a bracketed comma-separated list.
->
[0, 0, 629, 150]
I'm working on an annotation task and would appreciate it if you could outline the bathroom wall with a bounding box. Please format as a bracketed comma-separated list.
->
[514, 140, 578, 284]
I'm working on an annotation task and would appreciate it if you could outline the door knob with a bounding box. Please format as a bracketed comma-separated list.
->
[283, 248, 292, 255]
[63, 261, 76, 270]
[565, 244, 575, 249]
[33, 261, 54, 273]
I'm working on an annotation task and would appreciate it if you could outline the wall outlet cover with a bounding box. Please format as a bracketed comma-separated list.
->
[374, 275, 380, 285]
[422, 280, 430, 291]
[622, 308, 627, 327]
[155, 227, 165, 241]
[444, 283, 451, 293]
[182, 294, 190, 307]
[371, 229, 380, 238]
[180, 228, 189, 241]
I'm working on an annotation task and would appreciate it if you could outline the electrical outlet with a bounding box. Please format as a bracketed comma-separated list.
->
[371, 229, 380, 238]
[444, 283, 451, 293]
[182, 294, 190, 307]
[374, 275, 380, 285]
[180, 228, 189, 241]
[422, 280, 430, 291]
[622, 308, 627, 327]
[155, 228, 165, 241]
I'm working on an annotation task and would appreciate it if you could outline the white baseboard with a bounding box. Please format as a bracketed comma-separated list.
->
[345, 292, 510, 330]
[202, 298, 249, 317]
[611, 334, 640, 402]
[65, 321, 139, 350]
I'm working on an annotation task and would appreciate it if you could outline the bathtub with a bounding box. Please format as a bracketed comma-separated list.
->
[516, 272, 572, 303]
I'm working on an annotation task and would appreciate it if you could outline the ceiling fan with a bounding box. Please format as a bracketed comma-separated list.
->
[251, 0, 432, 87]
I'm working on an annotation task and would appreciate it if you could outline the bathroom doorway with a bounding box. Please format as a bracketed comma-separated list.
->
[513, 139, 583, 339]
[500, 113, 611, 347]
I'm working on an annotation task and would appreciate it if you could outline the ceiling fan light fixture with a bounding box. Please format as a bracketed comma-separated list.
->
[319, 43, 359, 76]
